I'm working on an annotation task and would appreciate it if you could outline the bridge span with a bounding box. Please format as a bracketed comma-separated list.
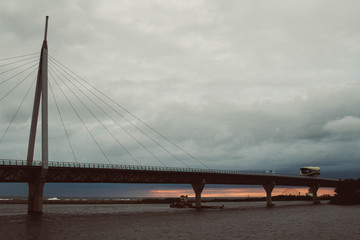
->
[0, 159, 339, 211]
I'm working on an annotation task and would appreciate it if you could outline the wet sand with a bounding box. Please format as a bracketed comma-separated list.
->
[0, 201, 359, 240]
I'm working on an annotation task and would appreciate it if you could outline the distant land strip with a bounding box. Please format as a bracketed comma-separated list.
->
[0, 195, 333, 204]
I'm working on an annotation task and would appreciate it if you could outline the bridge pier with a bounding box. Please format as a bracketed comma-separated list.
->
[263, 182, 275, 207]
[309, 185, 320, 204]
[191, 179, 206, 209]
[28, 180, 45, 213]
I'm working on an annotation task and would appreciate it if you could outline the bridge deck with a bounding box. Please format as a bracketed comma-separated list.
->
[0, 159, 339, 187]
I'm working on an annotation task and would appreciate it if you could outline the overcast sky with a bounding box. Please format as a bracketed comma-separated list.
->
[1, 0, 360, 193]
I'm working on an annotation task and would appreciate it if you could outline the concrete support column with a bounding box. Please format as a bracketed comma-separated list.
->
[28, 180, 45, 213]
[191, 179, 206, 209]
[309, 185, 320, 205]
[263, 182, 275, 208]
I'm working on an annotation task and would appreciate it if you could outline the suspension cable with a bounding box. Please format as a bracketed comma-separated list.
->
[49, 57, 192, 168]
[49, 61, 166, 167]
[0, 67, 38, 103]
[0, 62, 38, 86]
[49, 56, 208, 168]
[0, 53, 39, 62]
[49, 66, 141, 166]
[0, 55, 39, 68]
[49, 69, 112, 164]
[49, 80, 78, 162]
[0, 59, 38, 75]
[0, 76, 36, 145]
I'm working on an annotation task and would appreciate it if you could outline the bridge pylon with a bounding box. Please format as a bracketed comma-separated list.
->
[191, 179, 206, 209]
[26, 16, 49, 213]
[263, 181, 275, 207]
[309, 184, 320, 204]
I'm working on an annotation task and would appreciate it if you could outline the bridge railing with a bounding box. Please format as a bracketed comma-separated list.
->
[0, 158, 279, 176]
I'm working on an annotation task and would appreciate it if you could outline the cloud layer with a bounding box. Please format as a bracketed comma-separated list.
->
[1, 0, 360, 180]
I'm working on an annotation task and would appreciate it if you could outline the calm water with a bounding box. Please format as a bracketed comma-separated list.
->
[0, 201, 359, 240]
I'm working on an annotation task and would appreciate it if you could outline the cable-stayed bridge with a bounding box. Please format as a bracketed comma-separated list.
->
[0, 17, 338, 213]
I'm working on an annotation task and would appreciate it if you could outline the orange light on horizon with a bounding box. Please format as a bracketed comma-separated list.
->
[149, 187, 335, 198]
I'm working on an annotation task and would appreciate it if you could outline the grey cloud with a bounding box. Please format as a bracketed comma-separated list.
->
[324, 116, 360, 134]
[1, 0, 360, 181]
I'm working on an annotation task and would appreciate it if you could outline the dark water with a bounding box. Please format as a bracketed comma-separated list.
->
[0, 201, 359, 240]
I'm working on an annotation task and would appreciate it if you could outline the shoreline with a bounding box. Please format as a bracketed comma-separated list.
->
[0, 195, 332, 204]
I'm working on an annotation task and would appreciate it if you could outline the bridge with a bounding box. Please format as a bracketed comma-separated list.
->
[0, 17, 339, 213]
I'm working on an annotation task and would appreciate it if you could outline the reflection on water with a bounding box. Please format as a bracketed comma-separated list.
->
[0, 201, 359, 240]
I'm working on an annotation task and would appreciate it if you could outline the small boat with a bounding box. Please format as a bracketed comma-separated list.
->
[170, 195, 193, 208]
[170, 195, 224, 209]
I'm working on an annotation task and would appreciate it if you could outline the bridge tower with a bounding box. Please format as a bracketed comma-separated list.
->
[26, 16, 49, 213]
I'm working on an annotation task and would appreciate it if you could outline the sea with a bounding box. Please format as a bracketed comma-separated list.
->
[0, 200, 359, 240]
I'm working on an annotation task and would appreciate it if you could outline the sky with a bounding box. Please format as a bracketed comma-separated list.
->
[1, 0, 360, 197]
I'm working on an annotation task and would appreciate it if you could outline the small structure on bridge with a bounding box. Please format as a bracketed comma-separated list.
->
[300, 167, 320, 176]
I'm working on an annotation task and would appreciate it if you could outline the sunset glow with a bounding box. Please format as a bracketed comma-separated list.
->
[149, 187, 335, 198]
